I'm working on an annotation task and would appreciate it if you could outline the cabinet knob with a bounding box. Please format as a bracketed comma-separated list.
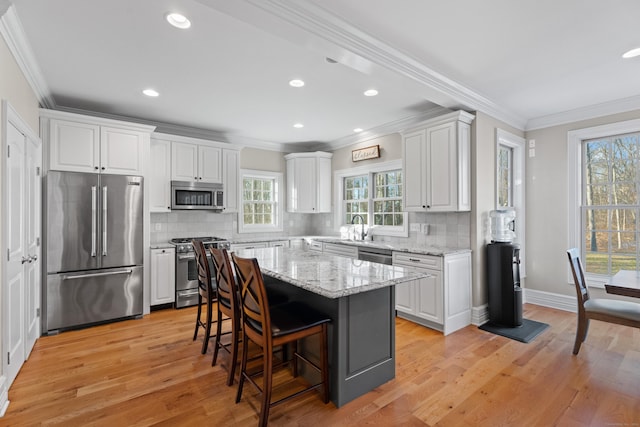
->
[422, 205, 426, 208]
[95, 166, 99, 170]
[199, 177, 202, 180]
[101, 167, 105, 170]
[161, 249, 165, 253]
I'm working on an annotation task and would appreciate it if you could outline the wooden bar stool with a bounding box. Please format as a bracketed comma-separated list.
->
[231, 253, 331, 427]
[209, 247, 241, 386]
[192, 240, 229, 355]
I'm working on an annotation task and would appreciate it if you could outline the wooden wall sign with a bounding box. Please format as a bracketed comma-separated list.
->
[352, 145, 380, 162]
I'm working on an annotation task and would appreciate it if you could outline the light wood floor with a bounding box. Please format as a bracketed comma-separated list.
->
[2, 304, 638, 426]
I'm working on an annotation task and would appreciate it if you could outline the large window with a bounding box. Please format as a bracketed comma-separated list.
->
[568, 118, 640, 286]
[335, 160, 408, 237]
[238, 169, 283, 233]
[582, 133, 640, 276]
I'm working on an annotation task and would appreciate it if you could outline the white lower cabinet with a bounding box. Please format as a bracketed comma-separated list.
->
[230, 242, 268, 251]
[150, 247, 175, 306]
[393, 251, 471, 335]
[268, 240, 290, 248]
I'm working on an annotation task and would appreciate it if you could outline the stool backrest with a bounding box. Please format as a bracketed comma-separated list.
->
[210, 247, 238, 313]
[231, 253, 271, 344]
[192, 239, 214, 299]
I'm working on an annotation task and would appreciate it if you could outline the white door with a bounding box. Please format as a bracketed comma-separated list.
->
[3, 102, 42, 389]
[24, 133, 41, 355]
[4, 120, 26, 387]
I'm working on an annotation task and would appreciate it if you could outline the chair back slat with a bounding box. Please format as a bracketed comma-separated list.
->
[210, 247, 238, 311]
[192, 240, 214, 300]
[567, 248, 590, 306]
[231, 254, 271, 339]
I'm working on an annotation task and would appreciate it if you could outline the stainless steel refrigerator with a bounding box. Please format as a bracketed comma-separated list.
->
[44, 171, 143, 333]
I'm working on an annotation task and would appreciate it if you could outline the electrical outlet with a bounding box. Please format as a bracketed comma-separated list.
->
[410, 223, 421, 232]
[154, 223, 162, 231]
[421, 223, 430, 234]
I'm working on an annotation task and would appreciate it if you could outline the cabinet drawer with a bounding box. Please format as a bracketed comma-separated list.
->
[307, 240, 323, 252]
[269, 240, 290, 248]
[392, 252, 442, 270]
[323, 242, 358, 258]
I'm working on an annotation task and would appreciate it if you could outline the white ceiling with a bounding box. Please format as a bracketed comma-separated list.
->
[7, 0, 640, 149]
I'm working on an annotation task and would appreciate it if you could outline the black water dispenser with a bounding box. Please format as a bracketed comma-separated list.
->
[487, 242, 522, 327]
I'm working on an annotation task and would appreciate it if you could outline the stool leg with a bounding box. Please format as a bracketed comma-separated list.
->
[259, 348, 273, 427]
[193, 293, 202, 341]
[321, 324, 329, 404]
[201, 297, 213, 354]
[235, 333, 249, 403]
[292, 340, 298, 377]
[212, 308, 223, 366]
[226, 314, 240, 386]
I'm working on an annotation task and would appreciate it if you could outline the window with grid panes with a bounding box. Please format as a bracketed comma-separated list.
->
[344, 174, 369, 224]
[373, 170, 403, 226]
[243, 177, 275, 225]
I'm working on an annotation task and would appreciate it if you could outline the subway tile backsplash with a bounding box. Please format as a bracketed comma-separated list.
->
[150, 211, 470, 249]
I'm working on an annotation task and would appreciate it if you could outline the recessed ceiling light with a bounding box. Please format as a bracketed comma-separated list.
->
[289, 79, 305, 87]
[364, 89, 378, 97]
[622, 47, 640, 59]
[143, 89, 159, 97]
[353, 128, 363, 133]
[293, 123, 304, 128]
[166, 13, 191, 29]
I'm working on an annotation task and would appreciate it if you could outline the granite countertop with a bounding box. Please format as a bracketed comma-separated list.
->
[232, 247, 429, 299]
[305, 237, 471, 256]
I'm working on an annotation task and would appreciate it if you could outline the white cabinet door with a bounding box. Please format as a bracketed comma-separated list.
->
[222, 149, 239, 212]
[316, 156, 332, 212]
[416, 269, 443, 323]
[171, 142, 198, 181]
[426, 122, 457, 212]
[395, 281, 414, 313]
[198, 145, 222, 183]
[100, 126, 144, 175]
[150, 248, 175, 305]
[150, 139, 172, 212]
[291, 157, 316, 212]
[403, 130, 426, 211]
[49, 119, 100, 173]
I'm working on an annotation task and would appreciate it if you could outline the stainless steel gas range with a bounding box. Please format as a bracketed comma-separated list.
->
[169, 237, 230, 308]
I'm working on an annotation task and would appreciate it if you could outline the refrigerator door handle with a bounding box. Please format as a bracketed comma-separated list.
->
[91, 185, 97, 257]
[102, 185, 108, 256]
[61, 269, 133, 280]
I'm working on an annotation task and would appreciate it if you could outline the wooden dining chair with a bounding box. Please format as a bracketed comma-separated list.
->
[209, 247, 241, 386]
[566, 248, 640, 355]
[231, 253, 331, 427]
[192, 240, 222, 354]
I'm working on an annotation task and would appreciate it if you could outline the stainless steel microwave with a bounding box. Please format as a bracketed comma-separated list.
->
[171, 181, 224, 210]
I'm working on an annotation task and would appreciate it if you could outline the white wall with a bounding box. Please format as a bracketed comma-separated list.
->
[525, 109, 640, 299]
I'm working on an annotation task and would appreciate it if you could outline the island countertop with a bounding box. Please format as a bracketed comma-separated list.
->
[232, 246, 429, 299]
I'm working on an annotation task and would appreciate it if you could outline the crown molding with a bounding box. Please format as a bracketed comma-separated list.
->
[52, 105, 288, 152]
[0, 5, 55, 108]
[526, 94, 640, 131]
[243, 0, 527, 131]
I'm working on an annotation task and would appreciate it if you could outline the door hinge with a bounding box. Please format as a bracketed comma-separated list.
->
[7, 145, 9, 158]
[36, 308, 40, 318]
[7, 352, 9, 365]
[37, 237, 40, 247]
[36, 166, 41, 176]
[7, 249, 9, 262]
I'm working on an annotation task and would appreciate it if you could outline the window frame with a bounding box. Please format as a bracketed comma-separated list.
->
[334, 159, 408, 237]
[495, 129, 526, 276]
[238, 169, 283, 234]
[568, 118, 640, 287]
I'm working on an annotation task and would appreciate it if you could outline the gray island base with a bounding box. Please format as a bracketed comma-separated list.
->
[233, 247, 429, 407]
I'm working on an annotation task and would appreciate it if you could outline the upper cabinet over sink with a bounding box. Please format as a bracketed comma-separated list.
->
[285, 151, 332, 213]
[41, 109, 155, 175]
[402, 111, 474, 212]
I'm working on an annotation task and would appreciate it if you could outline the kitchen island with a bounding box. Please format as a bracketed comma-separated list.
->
[232, 247, 429, 407]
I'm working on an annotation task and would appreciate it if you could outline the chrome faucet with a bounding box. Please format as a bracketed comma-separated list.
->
[351, 214, 366, 240]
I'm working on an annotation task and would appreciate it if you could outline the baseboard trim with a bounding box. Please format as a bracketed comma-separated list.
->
[0, 375, 9, 417]
[472, 304, 489, 326]
[524, 288, 577, 313]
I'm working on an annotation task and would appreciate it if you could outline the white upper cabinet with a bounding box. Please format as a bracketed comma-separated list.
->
[285, 151, 332, 213]
[222, 148, 240, 212]
[171, 141, 222, 183]
[149, 138, 172, 212]
[403, 111, 474, 212]
[42, 110, 153, 175]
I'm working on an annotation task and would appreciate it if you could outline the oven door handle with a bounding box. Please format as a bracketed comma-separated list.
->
[178, 289, 199, 297]
[177, 254, 212, 261]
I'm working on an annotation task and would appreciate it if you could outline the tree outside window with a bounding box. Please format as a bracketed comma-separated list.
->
[583, 133, 640, 276]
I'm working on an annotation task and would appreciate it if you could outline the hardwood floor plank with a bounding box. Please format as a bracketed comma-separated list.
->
[2, 304, 638, 426]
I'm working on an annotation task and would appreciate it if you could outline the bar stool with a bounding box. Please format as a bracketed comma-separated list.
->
[209, 247, 241, 386]
[231, 253, 331, 427]
[192, 240, 228, 355]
